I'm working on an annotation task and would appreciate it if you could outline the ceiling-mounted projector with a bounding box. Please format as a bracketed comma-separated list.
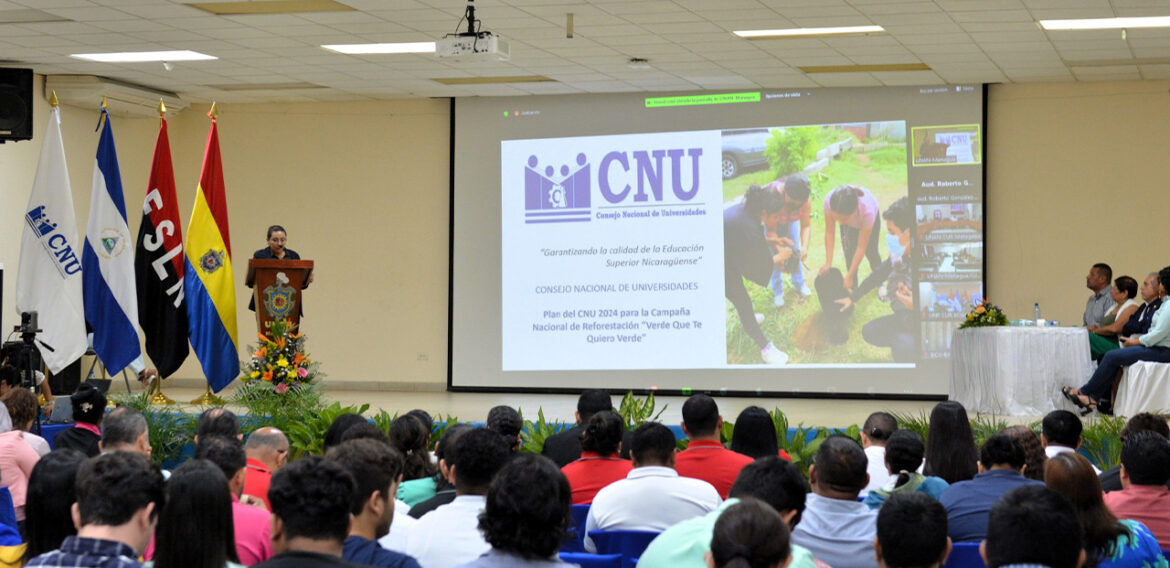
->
[436, 0, 510, 61]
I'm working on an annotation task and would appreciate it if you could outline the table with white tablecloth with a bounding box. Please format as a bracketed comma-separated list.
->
[950, 327, 1093, 416]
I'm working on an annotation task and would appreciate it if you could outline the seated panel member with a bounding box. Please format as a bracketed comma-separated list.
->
[1085, 262, 1117, 327]
[1121, 272, 1164, 338]
[1088, 276, 1140, 360]
[1065, 266, 1170, 414]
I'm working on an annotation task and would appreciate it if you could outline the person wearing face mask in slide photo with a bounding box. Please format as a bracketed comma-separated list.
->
[833, 196, 916, 362]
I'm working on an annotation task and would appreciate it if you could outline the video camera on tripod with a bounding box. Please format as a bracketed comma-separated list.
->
[2, 311, 44, 391]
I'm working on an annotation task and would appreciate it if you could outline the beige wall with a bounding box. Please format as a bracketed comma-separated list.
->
[2, 78, 1167, 390]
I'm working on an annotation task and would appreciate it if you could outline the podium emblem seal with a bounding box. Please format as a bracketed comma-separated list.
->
[263, 271, 296, 320]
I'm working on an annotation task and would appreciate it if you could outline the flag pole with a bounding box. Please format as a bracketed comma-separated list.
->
[190, 383, 224, 405]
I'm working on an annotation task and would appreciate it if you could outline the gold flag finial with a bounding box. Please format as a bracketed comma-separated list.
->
[49, 91, 59, 108]
[101, 96, 108, 111]
[208, 102, 218, 120]
[158, 99, 167, 117]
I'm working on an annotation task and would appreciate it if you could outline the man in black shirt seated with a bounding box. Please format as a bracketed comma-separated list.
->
[1123, 272, 1165, 338]
[254, 457, 363, 568]
[541, 390, 632, 467]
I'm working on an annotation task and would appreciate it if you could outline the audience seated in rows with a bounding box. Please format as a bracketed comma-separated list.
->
[243, 426, 289, 510]
[728, 406, 791, 462]
[706, 498, 790, 568]
[27, 452, 164, 568]
[197, 407, 242, 442]
[860, 412, 898, 497]
[323, 413, 367, 453]
[922, 401, 977, 485]
[675, 395, 754, 498]
[585, 422, 721, 552]
[639, 456, 818, 568]
[875, 492, 951, 568]
[1044, 452, 1164, 568]
[194, 434, 274, 565]
[542, 390, 633, 468]
[325, 439, 420, 568]
[560, 410, 632, 505]
[1100, 413, 1170, 492]
[456, 454, 576, 568]
[1042, 410, 1100, 474]
[791, 435, 878, 568]
[864, 430, 948, 510]
[409, 424, 472, 519]
[100, 407, 151, 458]
[404, 427, 512, 568]
[983, 485, 1084, 568]
[1102, 430, 1170, 549]
[939, 432, 1043, 542]
[253, 457, 362, 568]
[151, 459, 243, 568]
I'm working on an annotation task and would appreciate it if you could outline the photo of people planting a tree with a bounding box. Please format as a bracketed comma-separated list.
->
[722, 121, 912, 366]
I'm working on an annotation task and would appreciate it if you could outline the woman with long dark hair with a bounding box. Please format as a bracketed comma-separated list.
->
[23, 449, 86, 562]
[560, 411, 631, 504]
[724, 184, 793, 364]
[922, 401, 978, 484]
[1045, 453, 1165, 568]
[707, 497, 791, 568]
[150, 459, 242, 568]
[729, 406, 782, 460]
[391, 413, 439, 506]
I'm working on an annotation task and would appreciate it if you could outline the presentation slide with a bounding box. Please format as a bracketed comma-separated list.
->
[452, 86, 985, 397]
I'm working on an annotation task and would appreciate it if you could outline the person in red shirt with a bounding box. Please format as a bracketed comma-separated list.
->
[560, 411, 633, 504]
[675, 394, 754, 498]
[244, 426, 289, 510]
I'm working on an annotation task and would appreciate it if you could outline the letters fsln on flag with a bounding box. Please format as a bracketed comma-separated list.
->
[83, 108, 142, 374]
[135, 113, 189, 378]
[184, 107, 239, 392]
[16, 104, 88, 374]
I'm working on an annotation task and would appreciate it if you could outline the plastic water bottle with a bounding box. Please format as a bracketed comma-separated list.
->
[1033, 303, 1042, 325]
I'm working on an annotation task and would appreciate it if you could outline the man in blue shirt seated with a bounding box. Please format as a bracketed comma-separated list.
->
[326, 438, 422, 568]
[791, 435, 880, 568]
[939, 433, 1043, 542]
[27, 452, 165, 568]
[981, 485, 1085, 568]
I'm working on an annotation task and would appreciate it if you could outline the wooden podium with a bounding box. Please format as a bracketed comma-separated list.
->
[246, 259, 313, 337]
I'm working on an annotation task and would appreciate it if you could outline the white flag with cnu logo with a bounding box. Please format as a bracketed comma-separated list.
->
[16, 106, 88, 374]
[83, 110, 142, 374]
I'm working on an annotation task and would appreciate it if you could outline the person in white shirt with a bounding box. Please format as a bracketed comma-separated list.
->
[404, 428, 512, 568]
[1041, 410, 1101, 474]
[584, 422, 721, 552]
[860, 411, 897, 498]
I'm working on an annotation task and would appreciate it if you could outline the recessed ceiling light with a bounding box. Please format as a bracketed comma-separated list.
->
[734, 25, 884, 39]
[1039, 16, 1170, 30]
[187, 1, 355, 15]
[71, 50, 217, 63]
[321, 42, 436, 55]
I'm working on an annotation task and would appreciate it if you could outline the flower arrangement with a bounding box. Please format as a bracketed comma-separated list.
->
[959, 298, 1009, 329]
[241, 320, 318, 392]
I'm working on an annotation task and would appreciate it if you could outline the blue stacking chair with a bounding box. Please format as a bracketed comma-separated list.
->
[0, 488, 16, 534]
[561, 504, 591, 552]
[942, 542, 985, 568]
[560, 552, 623, 568]
[588, 530, 660, 568]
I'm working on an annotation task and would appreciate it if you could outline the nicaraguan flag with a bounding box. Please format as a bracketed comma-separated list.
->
[16, 106, 88, 374]
[185, 113, 239, 392]
[83, 110, 142, 374]
[135, 115, 189, 378]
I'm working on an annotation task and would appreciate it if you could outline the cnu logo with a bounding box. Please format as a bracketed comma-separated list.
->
[524, 153, 591, 224]
[599, 148, 702, 204]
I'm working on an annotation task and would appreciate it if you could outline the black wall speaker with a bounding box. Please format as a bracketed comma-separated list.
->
[0, 68, 33, 142]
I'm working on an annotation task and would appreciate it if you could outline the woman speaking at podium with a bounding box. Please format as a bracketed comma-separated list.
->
[248, 225, 303, 313]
